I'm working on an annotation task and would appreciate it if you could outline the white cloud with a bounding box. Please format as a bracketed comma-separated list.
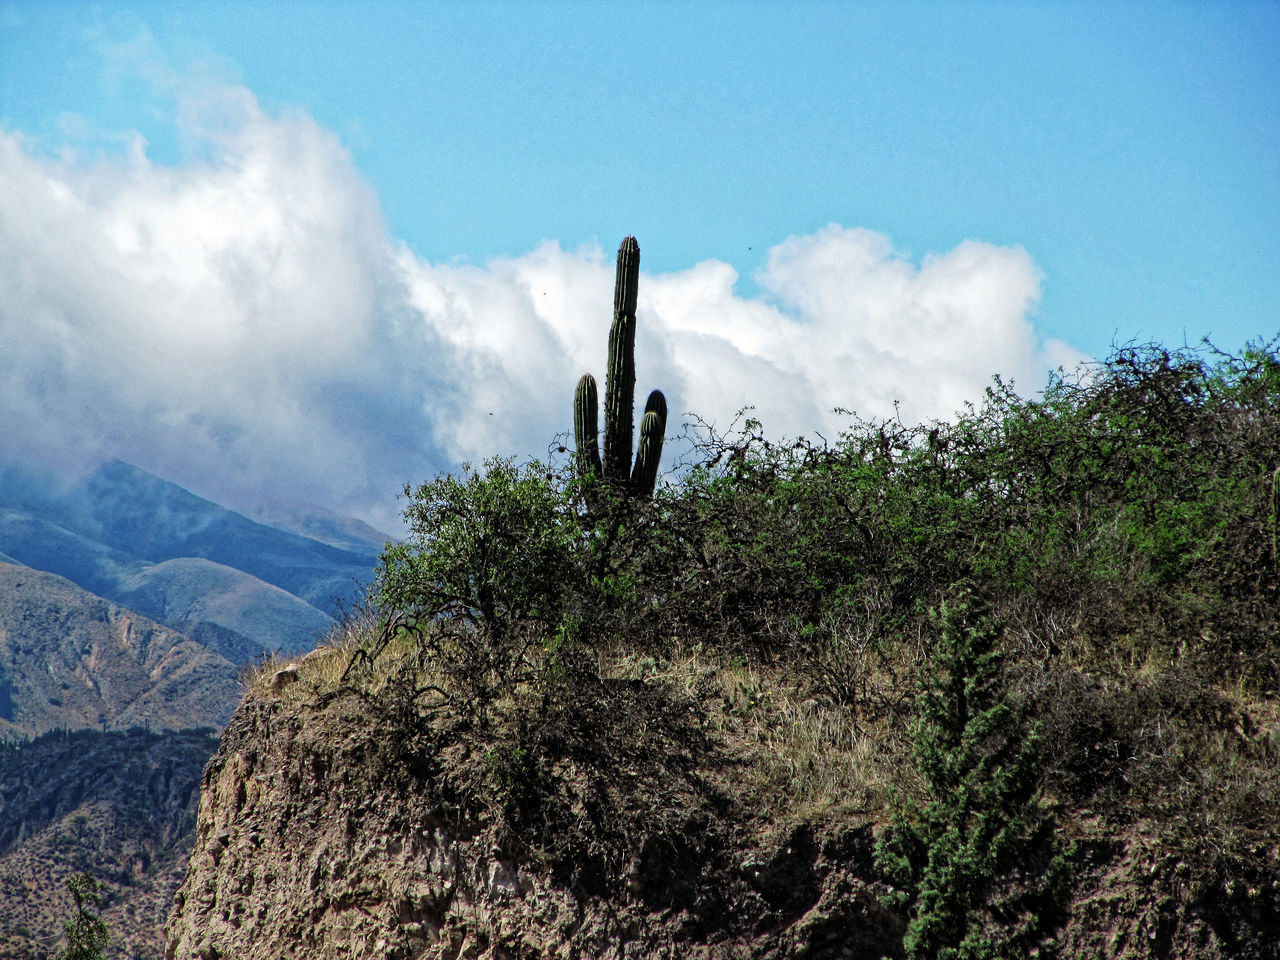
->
[0, 82, 1083, 531]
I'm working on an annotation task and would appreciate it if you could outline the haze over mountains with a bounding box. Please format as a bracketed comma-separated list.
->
[0, 457, 387, 667]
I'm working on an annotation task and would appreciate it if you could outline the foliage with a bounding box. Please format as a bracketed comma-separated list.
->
[874, 590, 1073, 959]
[361, 337, 1280, 939]
[59, 872, 109, 960]
[376, 457, 582, 720]
[608, 338, 1280, 686]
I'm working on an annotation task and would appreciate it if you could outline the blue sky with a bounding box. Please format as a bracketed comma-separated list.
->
[1, 1, 1278, 525]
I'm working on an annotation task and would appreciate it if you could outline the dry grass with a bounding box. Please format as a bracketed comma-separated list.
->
[242, 610, 425, 701]
[244, 609, 1280, 857]
[244, 618, 917, 826]
[604, 644, 916, 822]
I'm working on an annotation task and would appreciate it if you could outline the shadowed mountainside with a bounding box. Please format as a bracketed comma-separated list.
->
[0, 727, 218, 960]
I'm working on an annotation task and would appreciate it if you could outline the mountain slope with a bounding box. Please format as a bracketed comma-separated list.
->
[0, 458, 381, 629]
[0, 727, 218, 960]
[78, 460, 379, 614]
[250, 501, 391, 555]
[0, 562, 239, 739]
[115, 558, 333, 659]
[0, 506, 334, 662]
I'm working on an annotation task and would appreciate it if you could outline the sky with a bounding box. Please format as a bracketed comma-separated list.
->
[1, 1, 1277, 531]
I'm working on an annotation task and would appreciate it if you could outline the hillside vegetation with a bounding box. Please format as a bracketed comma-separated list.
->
[220, 338, 1280, 958]
[0, 727, 217, 960]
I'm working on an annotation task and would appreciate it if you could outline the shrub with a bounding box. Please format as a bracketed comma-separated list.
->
[376, 456, 583, 720]
[59, 872, 109, 960]
[875, 590, 1073, 960]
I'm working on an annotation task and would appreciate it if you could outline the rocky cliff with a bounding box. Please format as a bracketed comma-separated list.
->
[164, 643, 1280, 960]
[164, 652, 902, 960]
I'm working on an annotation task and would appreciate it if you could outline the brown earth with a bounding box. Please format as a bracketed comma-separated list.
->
[163, 650, 1280, 960]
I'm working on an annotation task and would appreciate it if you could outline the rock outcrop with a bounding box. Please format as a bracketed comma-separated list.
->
[165, 650, 1280, 960]
[164, 681, 901, 960]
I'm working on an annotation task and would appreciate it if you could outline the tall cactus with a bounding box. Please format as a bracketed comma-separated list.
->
[574, 374, 602, 479]
[573, 236, 667, 498]
[603, 236, 640, 481]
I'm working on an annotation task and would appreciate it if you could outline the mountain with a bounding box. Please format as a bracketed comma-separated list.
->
[0, 459, 388, 661]
[0, 727, 218, 960]
[0, 509, 327, 662]
[0, 561, 242, 960]
[0, 562, 239, 740]
[77, 460, 380, 615]
[0, 458, 393, 959]
[115, 558, 333, 661]
[250, 501, 391, 555]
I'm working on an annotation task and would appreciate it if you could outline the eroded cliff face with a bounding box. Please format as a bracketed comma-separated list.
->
[165, 655, 1280, 960]
[164, 685, 899, 960]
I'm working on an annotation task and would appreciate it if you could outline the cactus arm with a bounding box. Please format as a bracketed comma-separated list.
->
[574, 374, 602, 479]
[603, 237, 640, 483]
[641, 387, 667, 425]
[630, 390, 667, 498]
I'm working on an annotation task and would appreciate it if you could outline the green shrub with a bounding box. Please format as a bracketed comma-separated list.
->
[875, 590, 1073, 960]
[59, 872, 109, 960]
[376, 456, 583, 719]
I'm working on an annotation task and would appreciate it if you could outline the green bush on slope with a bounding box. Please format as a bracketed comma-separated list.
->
[875, 590, 1073, 960]
[59, 872, 109, 960]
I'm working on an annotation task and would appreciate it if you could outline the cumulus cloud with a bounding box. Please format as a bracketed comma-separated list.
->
[0, 82, 1082, 531]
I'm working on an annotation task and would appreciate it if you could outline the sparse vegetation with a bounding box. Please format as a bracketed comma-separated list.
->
[247, 334, 1280, 955]
[0, 727, 217, 959]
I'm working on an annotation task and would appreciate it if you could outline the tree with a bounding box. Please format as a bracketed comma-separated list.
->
[875, 589, 1073, 960]
[59, 872, 109, 960]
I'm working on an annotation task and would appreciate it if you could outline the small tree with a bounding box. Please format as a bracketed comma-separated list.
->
[375, 456, 582, 720]
[875, 589, 1073, 960]
[59, 872, 109, 960]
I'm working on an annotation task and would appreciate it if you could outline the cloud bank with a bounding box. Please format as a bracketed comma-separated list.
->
[0, 83, 1081, 531]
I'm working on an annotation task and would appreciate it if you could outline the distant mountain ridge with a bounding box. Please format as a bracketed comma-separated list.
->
[78, 460, 383, 612]
[0, 458, 388, 662]
[0, 505, 331, 661]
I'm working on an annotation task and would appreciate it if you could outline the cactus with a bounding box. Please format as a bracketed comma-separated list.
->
[630, 391, 668, 498]
[603, 236, 640, 482]
[573, 236, 666, 499]
[574, 374, 602, 479]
